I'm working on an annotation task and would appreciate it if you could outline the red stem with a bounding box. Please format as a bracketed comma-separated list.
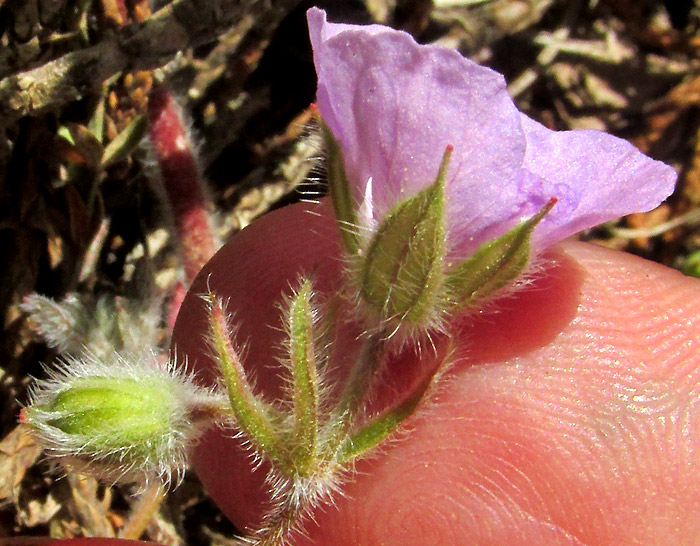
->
[147, 86, 217, 326]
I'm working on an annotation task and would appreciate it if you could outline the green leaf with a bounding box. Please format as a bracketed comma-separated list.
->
[335, 342, 451, 462]
[318, 113, 360, 255]
[336, 387, 422, 462]
[360, 146, 452, 325]
[88, 96, 106, 144]
[682, 250, 700, 278]
[57, 125, 75, 145]
[286, 279, 319, 474]
[101, 115, 148, 168]
[445, 199, 556, 308]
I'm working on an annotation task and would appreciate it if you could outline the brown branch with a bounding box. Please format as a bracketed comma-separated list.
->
[0, 0, 301, 124]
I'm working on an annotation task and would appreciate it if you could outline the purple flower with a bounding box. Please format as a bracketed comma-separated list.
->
[307, 7, 676, 260]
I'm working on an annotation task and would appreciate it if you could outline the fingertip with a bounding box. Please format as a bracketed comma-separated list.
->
[173, 202, 700, 544]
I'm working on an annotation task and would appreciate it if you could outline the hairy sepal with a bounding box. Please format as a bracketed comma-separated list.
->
[285, 279, 320, 475]
[316, 109, 361, 256]
[360, 146, 451, 330]
[444, 198, 556, 309]
[204, 293, 285, 466]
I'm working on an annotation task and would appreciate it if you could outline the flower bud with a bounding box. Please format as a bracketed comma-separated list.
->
[22, 352, 225, 487]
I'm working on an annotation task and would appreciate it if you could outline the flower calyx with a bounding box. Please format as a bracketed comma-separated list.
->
[321, 123, 555, 335]
[21, 352, 225, 487]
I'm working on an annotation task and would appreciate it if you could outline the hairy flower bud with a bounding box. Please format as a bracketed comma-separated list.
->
[21, 352, 226, 487]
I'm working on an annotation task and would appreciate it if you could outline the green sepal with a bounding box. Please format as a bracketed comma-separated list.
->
[286, 279, 319, 474]
[444, 199, 556, 308]
[317, 113, 361, 256]
[38, 376, 175, 458]
[205, 294, 284, 464]
[360, 146, 451, 325]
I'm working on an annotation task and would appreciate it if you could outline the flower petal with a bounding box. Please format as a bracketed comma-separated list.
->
[308, 7, 677, 261]
[516, 114, 677, 250]
[308, 7, 527, 252]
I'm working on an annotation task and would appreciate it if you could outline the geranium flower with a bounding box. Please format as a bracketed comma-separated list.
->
[308, 7, 676, 332]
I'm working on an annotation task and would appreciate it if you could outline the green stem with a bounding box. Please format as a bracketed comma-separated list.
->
[324, 330, 387, 457]
[336, 340, 453, 462]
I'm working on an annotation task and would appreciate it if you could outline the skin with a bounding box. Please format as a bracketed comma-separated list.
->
[168, 200, 700, 546]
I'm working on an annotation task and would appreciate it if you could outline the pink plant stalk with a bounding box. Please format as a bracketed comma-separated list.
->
[147, 86, 217, 326]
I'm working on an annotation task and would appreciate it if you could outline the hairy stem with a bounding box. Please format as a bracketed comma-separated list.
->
[148, 85, 218, 284]
[324, 331, 387, 457]
[246, 476, 329, 546]
[119, 482, 164, 540]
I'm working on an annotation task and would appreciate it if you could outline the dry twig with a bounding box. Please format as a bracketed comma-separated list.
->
[0, 0, 301, 125]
